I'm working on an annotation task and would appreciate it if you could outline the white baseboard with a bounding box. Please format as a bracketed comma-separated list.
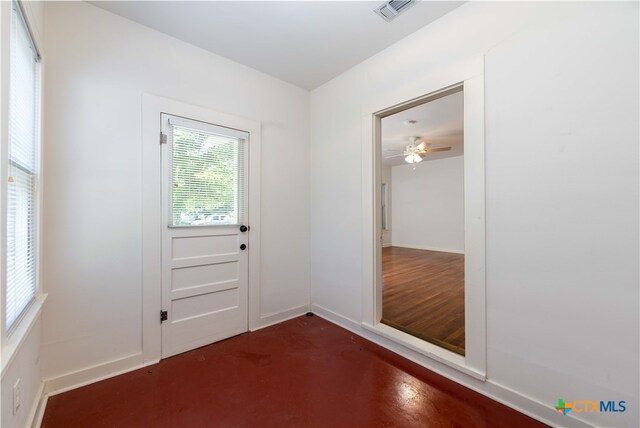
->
[390, 244, 464, 254]
[252, 304, 309, 331]
[382, 243, 392, 248]
[26, 381, 45, 428]
[43, 353, 157, 397]
[31, 394, 47, 428]
[30, 353, 157, 427]
[309, 303, 590, 428]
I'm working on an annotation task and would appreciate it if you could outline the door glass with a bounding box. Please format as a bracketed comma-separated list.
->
[169, 120, 245, 226]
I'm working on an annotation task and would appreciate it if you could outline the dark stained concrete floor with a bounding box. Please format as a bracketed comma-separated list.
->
[42, 315, 547, 428]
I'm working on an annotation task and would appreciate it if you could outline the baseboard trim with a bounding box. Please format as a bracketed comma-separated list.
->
[43, 353, 157, 397]
[252, 304, 309, 331]
[31, 353, 158, 427]
[310, 303, 588, 428]
[32, 394, 47, 428]
[25, 381, 45, 428]
[390, 244, 464, 254]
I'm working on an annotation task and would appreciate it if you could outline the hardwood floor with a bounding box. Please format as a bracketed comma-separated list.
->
[382, 246, 465, 355]
[42, 316, 545, 428]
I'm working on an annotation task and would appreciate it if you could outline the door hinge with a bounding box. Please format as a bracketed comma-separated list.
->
[160, 132, 167, 145]
[160, 310, 168, 322]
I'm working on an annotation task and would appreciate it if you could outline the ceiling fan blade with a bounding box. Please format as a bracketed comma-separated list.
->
[384, 154, 406, 159]
[424, 147, 452, 152]
[416, 141, 427, 151]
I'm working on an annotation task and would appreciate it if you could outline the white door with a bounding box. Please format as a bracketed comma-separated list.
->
[160, 114, 249, 358]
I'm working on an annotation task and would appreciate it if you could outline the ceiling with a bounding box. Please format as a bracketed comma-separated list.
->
[381, 90, 463, 166]
[90, 1, 464, 90]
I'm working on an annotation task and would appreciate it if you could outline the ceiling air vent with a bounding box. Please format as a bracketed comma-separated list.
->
[374, 0, 416, 22]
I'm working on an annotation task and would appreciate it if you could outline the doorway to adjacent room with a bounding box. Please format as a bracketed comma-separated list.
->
[379, 86, 465, 355]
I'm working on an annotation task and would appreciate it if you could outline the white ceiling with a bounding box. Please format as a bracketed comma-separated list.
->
[381, 90, 463, 166]
[90, 1, 464, 90]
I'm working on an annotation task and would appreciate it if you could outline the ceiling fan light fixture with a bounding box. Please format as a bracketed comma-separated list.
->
[385, 136, 452, 166]
[404, 153, 422, 164]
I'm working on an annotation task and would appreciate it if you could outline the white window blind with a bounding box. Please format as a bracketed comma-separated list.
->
[169, 119, 246, 227]
[6, 1, 39, 331]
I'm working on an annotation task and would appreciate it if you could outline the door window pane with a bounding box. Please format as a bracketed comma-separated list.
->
[170, 123, 245, 226]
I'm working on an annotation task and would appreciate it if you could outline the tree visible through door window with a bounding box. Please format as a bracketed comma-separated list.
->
[170, 123, 244, 226]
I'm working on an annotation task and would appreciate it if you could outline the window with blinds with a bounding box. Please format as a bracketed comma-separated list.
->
[6, 1, 40, 332]
[169, 118, 246, 227]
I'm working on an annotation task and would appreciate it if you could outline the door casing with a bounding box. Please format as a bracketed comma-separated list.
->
[360, 56, 487, 380]
[142, 94, 261, 364]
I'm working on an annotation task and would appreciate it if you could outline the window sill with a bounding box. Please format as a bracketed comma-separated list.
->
[1, 293, 47, 379]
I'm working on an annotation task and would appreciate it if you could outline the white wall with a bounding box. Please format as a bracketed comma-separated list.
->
[391, 156, 464, 253]
[310, 2, 638, 427]
[41, 1, 310, 382]
[381, 165, 392, 246]
[0, 1, 45, 427]
[1, 318, 42, 428]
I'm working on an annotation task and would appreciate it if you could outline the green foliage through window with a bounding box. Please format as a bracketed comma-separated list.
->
[170, 126, 242, 226]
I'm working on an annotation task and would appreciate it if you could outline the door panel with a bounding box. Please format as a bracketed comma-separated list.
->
[172, 234, 238, 259]
[172, 262, 239, 291]
[171, 288, 239, 321]
[161, 114, 249, 358]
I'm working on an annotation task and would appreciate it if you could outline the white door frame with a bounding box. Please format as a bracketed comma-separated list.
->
[141, 94, 261, 363]
[360, 56, 487, 380]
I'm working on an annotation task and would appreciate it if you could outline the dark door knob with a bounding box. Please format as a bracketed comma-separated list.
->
[240, 244, 247, 251]
[240, 225, 248, 232]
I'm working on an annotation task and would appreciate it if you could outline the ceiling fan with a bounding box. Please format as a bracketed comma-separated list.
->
[385, 136, 451, 165]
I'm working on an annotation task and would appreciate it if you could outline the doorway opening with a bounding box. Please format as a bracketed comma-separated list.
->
[378, 85, 465, 355]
